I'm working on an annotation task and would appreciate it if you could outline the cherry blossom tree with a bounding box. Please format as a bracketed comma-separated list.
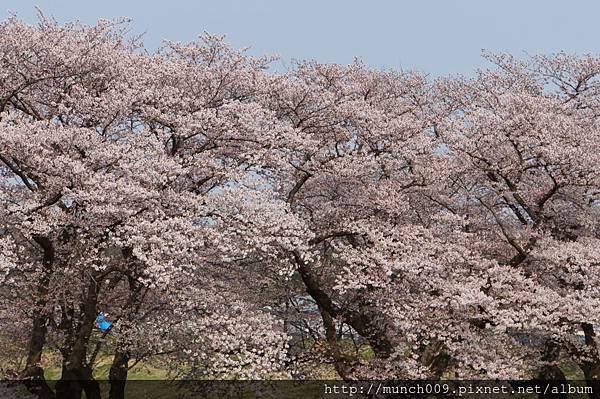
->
[255, 60, 464, 378]
[255, 53, 600, 384]
[430, 52, 600, 382]
[1, 12, 600, 399]
[0, 15, 301, 399]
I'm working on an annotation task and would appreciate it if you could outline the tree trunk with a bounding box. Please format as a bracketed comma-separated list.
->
[580, 323, 600, 399]
[55, 366, 100, 399]
[108, 273, 145, 399]
[419, 339, 450, 379]
[109, 350, 130, 399]
[294, 250, 456, 380]
[56, 276, 101, 399]
[536, 338, 567, 399]
[294, 251, 397, 358]
[21, 236, 55, 399]
[54, 371, 83, 399]
[342, 308, 395, 357]
[81, 366, 101, 399]
[21, 317, 55, 399]
[318, 305, 351, 379]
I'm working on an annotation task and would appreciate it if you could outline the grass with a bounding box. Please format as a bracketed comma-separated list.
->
[41, 352, 173, 385]
[1, 335, 594, 399]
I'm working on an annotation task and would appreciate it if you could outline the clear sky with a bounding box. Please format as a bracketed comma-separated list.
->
[3, 0, 600, 76]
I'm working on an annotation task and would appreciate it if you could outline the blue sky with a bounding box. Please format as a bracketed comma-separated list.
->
[3, 0, 600, 76]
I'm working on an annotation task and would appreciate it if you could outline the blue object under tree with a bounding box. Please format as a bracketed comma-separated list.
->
[95, 312, 112, 333]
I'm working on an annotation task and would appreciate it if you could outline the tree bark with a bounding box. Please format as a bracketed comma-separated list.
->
[108, 272, 144, 399]
[293, 251, 397, 358]
[294, 250, 456, 380]
[580, 323, 600, 399]
[55, 276, 101, 399]
[536, 338, 567, 399]
[108, 350, 130, 399]
[21, 236, 55, 399]
[318, 305, 351, 380]
[418, 339, 450, 379]
[342, 308, 395, 357]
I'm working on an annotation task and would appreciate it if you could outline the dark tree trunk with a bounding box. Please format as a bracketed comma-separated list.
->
[108, 273, 145, 399]
[21, 236, 55, 399]
[294, 250, 454, 379]
[318, 305, 351, 380]
[109, 350, 130, 399]
[81, 366, 101, 399]
[22, 314, 54, 399]
[294, 251, 396, 358]
[56, 276, 101, 399]
[419, 339, 450, 379]
[55, 366, 100, 399]
[342, 308, 395, 357]
[580, 323, 600, 399]
[21, 365, 55, 399]
[536, 338, 567, 399]
[581, 363, 600, 399]
[54, 371, 83, 399]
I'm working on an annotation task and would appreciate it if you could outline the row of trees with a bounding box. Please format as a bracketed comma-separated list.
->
[1, 15, 599, 399]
